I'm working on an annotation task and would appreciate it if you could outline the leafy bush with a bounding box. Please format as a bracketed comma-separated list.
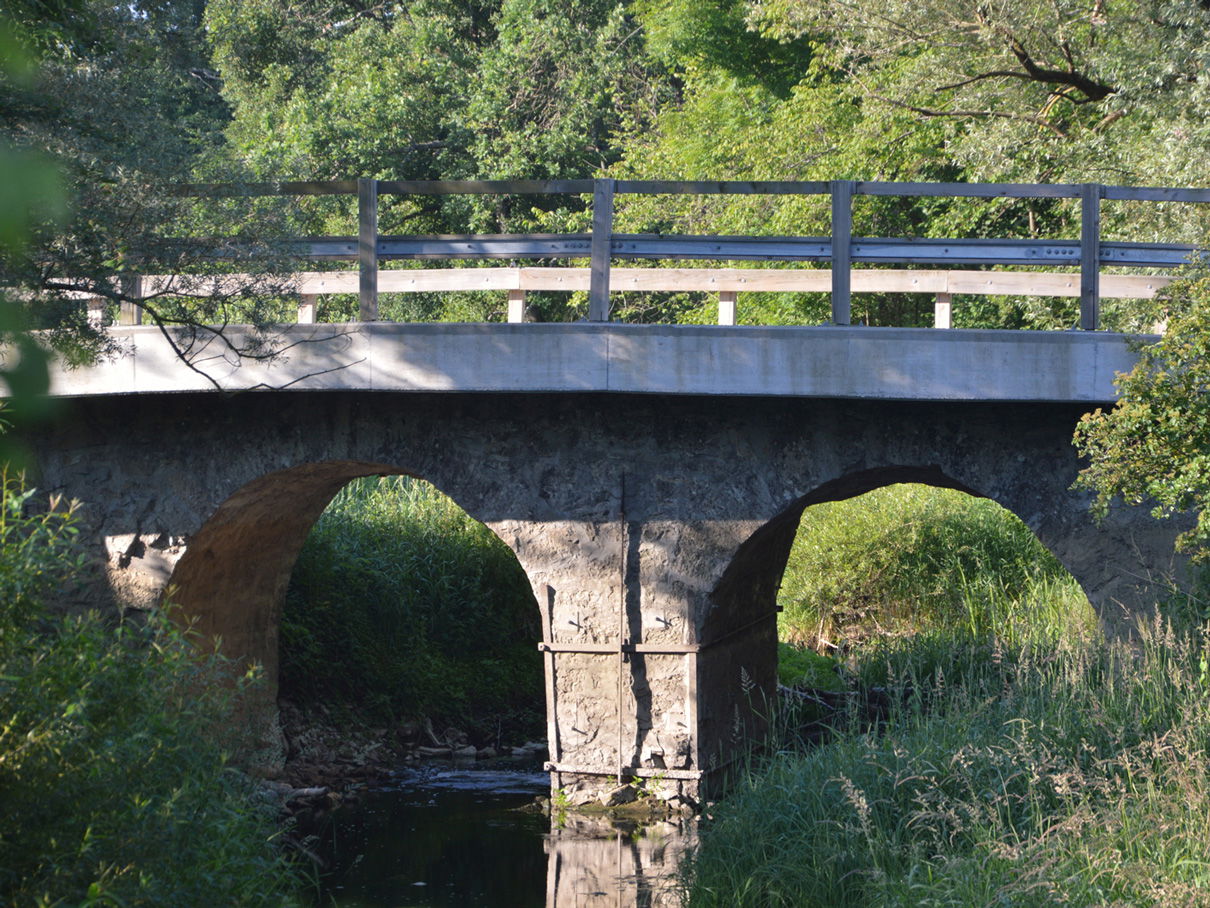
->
[0, 475, 296, 905]
[779, 484, 1095, 649]
[776, 642, 844, 692]
[281, 476, 543, 741]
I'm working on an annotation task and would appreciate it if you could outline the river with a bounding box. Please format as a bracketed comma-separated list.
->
[310, 764, 696, 907]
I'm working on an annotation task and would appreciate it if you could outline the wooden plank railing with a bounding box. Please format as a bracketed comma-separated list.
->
[123, 266, 1175, 329]
[137, 178, 1210, 329]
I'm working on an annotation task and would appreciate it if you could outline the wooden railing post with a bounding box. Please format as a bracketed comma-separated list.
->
[358, 177, 379, 322]
[589, 178, 615, 322]
[934, 292, 952, 329]
[298, 294, 317, 324]
[830, 180, 854, 325]
[507, 289, 527, 323]
[1080, 183, 1102, 330]
[718, 290, 737, 326]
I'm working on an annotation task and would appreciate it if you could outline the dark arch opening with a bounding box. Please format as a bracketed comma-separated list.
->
[278, 474, 544, 754]
[168, 460, 409, 695]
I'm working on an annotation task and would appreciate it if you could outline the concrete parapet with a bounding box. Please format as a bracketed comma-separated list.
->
[44, 323, 1143, 403]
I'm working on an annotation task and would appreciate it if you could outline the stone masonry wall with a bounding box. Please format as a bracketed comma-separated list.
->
[27, 392, 1186, 795]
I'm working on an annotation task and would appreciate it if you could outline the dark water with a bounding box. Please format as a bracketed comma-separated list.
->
[313, 766, 550, 907]
[310, 764, 694, 907]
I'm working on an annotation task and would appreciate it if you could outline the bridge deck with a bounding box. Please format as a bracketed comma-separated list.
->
[48, 323, 1143, 403]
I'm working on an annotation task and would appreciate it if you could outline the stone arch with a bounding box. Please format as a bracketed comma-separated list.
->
[166, 458, 549, 773]
[691, 467, 980, 767]
[694, 463, 1115, 773]
[707, 465, 981, 644]
[168, 460, 405, 698]
[167, 459, 542, 703]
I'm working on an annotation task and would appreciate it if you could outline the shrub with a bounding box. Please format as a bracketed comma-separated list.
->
[0, 474, 296, 906]
[776, 642, 844, 692]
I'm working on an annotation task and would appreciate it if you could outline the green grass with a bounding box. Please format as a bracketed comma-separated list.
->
[689, 484, 1210, 905]
[778, 484, 1096, 649]
[281, 475, 544, 742]
[691, 621, 1210, 906]
[777, 641, 845, 692]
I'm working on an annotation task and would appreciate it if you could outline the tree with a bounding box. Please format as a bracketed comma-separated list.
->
[750, 0, 1210, 242]
[610, 1, 979, 326]
[635, 0, 813, 97]
[206, 0, 668, 322]
[607, 0, 1210, 328]
[1, 0, 339, 388]
[1074, 274, 1210, 561]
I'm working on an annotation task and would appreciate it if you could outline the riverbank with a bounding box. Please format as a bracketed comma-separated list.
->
[276, 699, 549, 788]
[687, 615, 1210, 905]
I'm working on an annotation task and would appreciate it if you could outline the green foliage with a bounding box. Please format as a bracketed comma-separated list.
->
[633, 0, 813, 96]
[609, 0, 1210, 329]
[0, 20, 61, 423]
[208, 0, 480, 187]
[775, 642, 843, 692]
[690, 621, 1210, 906]
[466, 0, 659, 186]
[0, 475, 83, 625]
[281, 476, 543, 740]
[778, 484, 1095, 649]
[0, 476, 296, 905]
[1, 0, 333, 371]
[1075, 274, 1210, 561]
[608, 29, 1001, 328]
[753, 0, 1210, 202]
[209, 0, 664, 235]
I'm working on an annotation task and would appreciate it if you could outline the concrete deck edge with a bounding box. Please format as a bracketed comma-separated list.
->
[43, 323, 1147, 403]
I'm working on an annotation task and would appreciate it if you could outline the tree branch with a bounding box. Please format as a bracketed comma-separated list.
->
[862, 86, 1069, 138]
[1004, 33, 1116, 101]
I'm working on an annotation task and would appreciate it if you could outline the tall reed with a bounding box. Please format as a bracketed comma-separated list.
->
[692, 616, 1210, 906]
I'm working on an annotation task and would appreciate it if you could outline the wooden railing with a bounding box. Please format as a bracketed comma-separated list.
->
[120, 179, 1210, 329]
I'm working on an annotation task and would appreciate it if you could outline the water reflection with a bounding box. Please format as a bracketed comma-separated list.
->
[546, 814, 695, 907]
[313, 766, 695, 907]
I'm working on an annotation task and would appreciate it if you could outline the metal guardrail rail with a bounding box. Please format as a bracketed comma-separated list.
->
[157, 178, 1210, 330]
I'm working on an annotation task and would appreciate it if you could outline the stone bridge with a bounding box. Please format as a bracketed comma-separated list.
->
[27, 322, 1184, 802]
